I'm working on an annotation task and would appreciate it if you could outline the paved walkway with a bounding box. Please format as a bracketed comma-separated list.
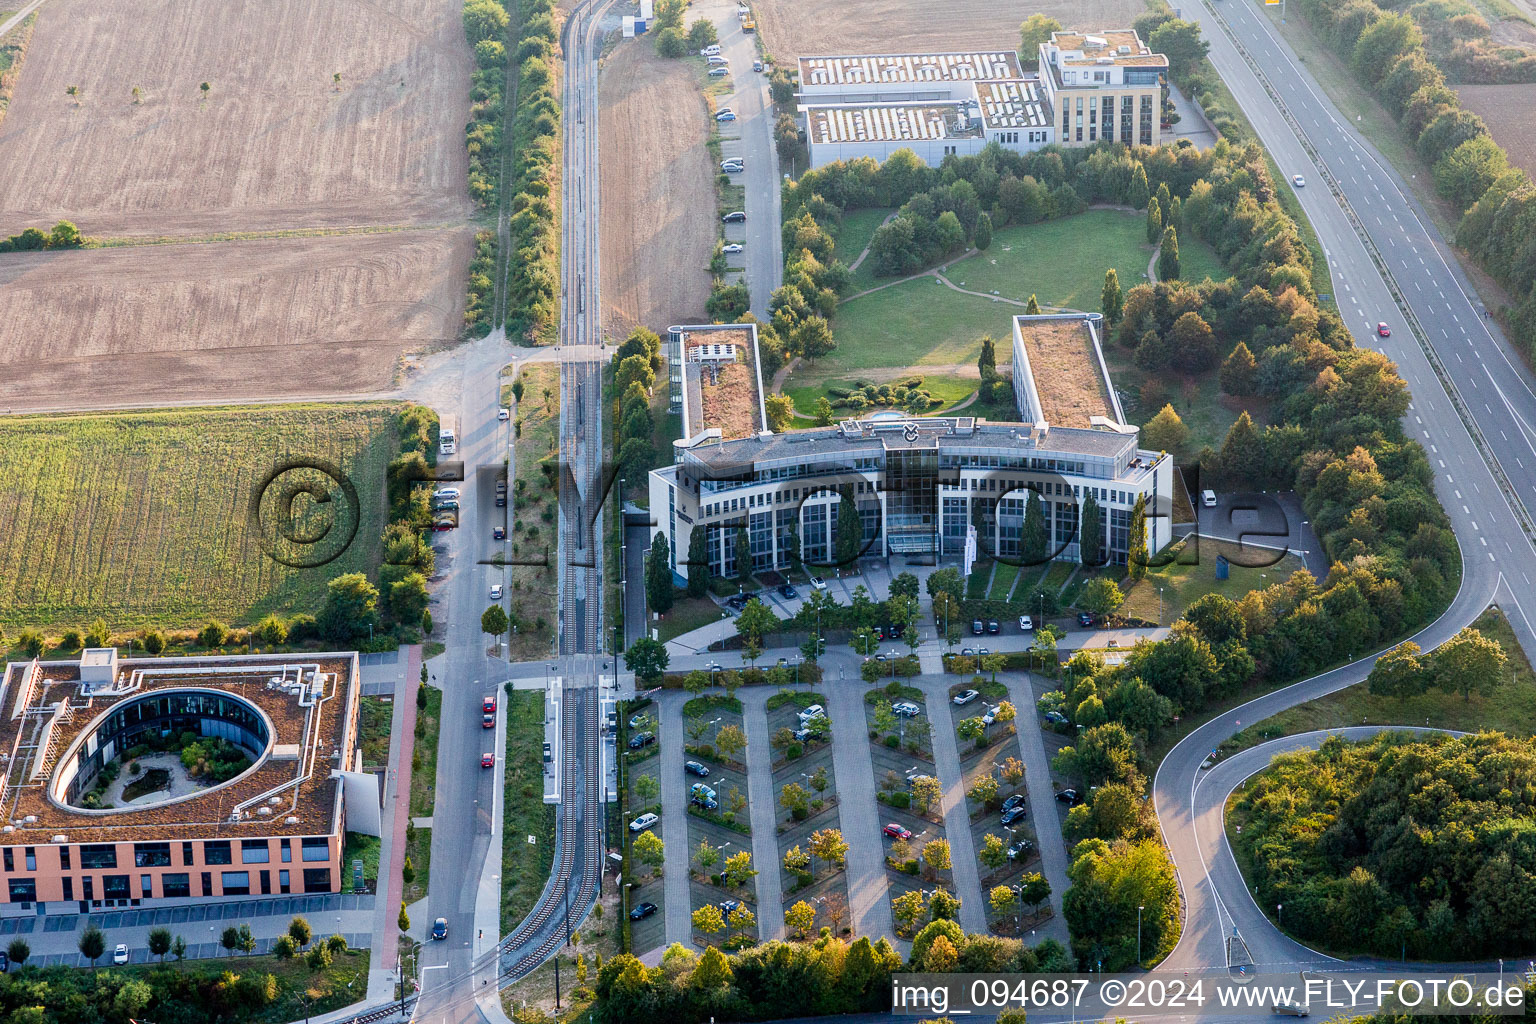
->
[741, 690, 785, 940]
[654, 690, 693, 949]
[1003, 671, 1071, 945]
[921, 679, 986, 934]
[824, 674, 893, 941]
[370, 645, 421, 996]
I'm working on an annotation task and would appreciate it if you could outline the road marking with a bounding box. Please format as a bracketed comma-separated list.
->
[1463, 506, 1470, 514]
[1473, 521, 1480, 531]
[1455, 490, 1462, 500]
[1438, 460, 1446, 468]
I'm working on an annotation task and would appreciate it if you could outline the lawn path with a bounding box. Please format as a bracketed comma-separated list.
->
[844, 211, 898, 275]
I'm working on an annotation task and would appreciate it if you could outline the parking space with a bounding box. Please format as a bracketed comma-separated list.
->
[622, 703, 667, 950]
[864, 681, 934, 762]
[762, 692, 851, 929]
[677, 694, 762, 947]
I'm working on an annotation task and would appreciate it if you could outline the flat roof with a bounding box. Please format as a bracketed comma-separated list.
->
[799, 51, 1024, 88]
[0, 653, 357, 845]
[675, 324, 766, 442]
[1013, 315, 1118, 429]
[1046, 30, 1168, 69]
[976, 79, 1049, 129]
[806, 102, 982, 145]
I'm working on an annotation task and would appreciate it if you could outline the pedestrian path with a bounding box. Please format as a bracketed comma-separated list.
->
[1004, 672, 1071, 945]
[741, 690, 785, 940]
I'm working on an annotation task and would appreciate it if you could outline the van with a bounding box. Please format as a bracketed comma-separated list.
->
[1201, 489, 1217, 508]
[707, 55, 729, 66]
[701, 44, 721, 56]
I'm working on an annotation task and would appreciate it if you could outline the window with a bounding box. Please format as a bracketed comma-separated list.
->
[134, 842, 172, 868]
[302, 868, 332, 893]
[23, 848, 33, 872]
[162, 874, 190, 898]
[62, 877, 73, 902]
[241, 840, 271, 864]
[83, 877, 94, 902]
[141, 874, 154, 898]
[280, 840, 292, 864]
[200, 872, 212, 897]
[182, 842, 194, 866]
[204, 841, 232, 865]
[103, 874, 131, 900]
[279, 870, 291, 894]
[301, 838, 330, 862]
[260, 870, 271, 895]
[220, 871, 251, 896]
[80, 844, 117, 869]
[59, 846, 70, 870]
[2, 850, 11, 872]
[7, 879, 34, 903]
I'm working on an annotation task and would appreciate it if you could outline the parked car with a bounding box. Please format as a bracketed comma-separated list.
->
[1274, 1003, 1310, 1017]
[483, 711, 495, 729]
[1078, 612, 1094, 627]
[1377, 322, 1391, 337]
[952, 689, 979, 705]
[481, 752, 495, 768]
[716, 110, 737, 122]
[1001, 806, 1028, 826]
[971, 619, 984, 635]
[809, 576, 827, 591]
[960, 647, 975, 658]
[431, 516, 456, 532]
[1008, 837, 1035, 861]
[543, 741, 552, 763]
[707, 55, 729, 66]
[1202, 489, 1217, 507]
[627, 731, 655, 750]
[977, 646, 990, 656]
[432, 918, 448, 940]
[433, 487, 460, 501]
[684, 760, 711, 777]
[981, 705, 999, 725]
[489, 584, 503, 601]
[431, 497, 459, 512]
[1291, 173, 1305, 187]
[493, 526, 506, 540]
[629, 901, 658, 921]
[1043, 710, 1069, 726]
[792, 726, 815, 743]
[796, 704, 826, 724]
[716, 899, 742, 916]
[1056, 788, 1083, 805]
[722, 211, 746, 222]
[779, 583, 798, 599]
[882, 822, 912, 840]
[1018, 615, 1033, 631]
[629, 812, 660, 833]
[495, 480, 507, 507]
[483, 694, 496, 716]
[722, 243, 743, 254]
[721, 159, 744, 171]
[892, 701, 921, 717]
[701, 44, 721, 55]
[112, 944, 130, 965]
[986, 619, 1000, 634]
[498, 407, 510, 421]
[708, 67, 729, 77]
[1002, 793, 1027, 812]
[629, 713, 649, 729]
[753, 59, 763, 71]
[690, 783, 718, 809]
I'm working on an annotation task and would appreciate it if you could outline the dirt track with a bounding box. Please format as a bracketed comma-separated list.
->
[0, 230, 474, 408]
[598, 38, 714, 335]
[752, 0, 1148, 63]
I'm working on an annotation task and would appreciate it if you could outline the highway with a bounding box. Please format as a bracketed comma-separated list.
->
[1149, 0, 1536, 984]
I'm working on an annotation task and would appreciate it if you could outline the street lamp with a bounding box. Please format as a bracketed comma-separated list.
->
[1277, 903, 1283, 926]
[1137, 905, 1145, 965]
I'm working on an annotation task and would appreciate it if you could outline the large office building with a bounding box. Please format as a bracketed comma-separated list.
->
[796, 31, 1166, 168]
[648, 313, 1173, 577]
[1037, 30, 1168, 148]
[0, 650, 371, 914]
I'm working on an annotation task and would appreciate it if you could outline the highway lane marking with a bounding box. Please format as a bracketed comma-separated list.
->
[1438, 460, 1446, 468]
[1473, 521, 1480, 531]
[1455, 490, 1462, 499]
[1464, 506, 1471, 514]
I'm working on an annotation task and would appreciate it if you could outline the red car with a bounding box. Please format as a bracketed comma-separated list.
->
[882, 823, 912, 840]
[481, 752, 495, 768]
[1377, 322, 1391, 337]
[483, 696, 497, 714]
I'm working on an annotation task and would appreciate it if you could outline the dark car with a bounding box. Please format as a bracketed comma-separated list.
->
[629, 901, 659, 921]
[779, 583, 798, 599]
[432, 917, 448, 940]
[986, 619, 1000, 634]
[971, 619, 984, 635]
[627, 731, 655, 750]
[1077, 612, 1094, 627]
[1001, 806, 1028, 826]
[717, 899, 742, 916]
[722, 211, 746, 223]
[685, 760, 711, 777]
[1008, 838, 1035, 861]
[1056, 788, 1083, 806]
[1002, 793, 1027, 811]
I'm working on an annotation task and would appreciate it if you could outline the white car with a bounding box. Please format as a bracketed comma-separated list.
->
[892, 701, 922, 717]
[1018, 615, 1033, 631]
[720, 159, 743, 172]
[490, 584, 503, 600]
[796, 704, 826, 724]
[809, 576, 827, 591]
[629, 812, 659, 833]
[1202, 489, 1217, 508]
[722, 243, 743, 254]
[707, 55, 729, 66]
[433, 487, 460, 501]
[497, 407, 509, 421]
[981, 706, 999, 725]
[701, 44, 721, 56]
[952, 689, 979, 706]
[112, 943, 129, 965]
[1292, 174, 1305, 187]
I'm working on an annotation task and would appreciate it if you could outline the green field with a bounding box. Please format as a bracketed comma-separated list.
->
[0, 403, 398, 635]
[782, 373, 979, 416]
[944, 209, 1153, 310]
[1172, 235, 1228, 285]
[1119, 536, 1307, 625]
[835, 207, 893, 274]
[828, 278, 1008, 370]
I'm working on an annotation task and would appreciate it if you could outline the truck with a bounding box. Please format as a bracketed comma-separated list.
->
[742, 16, 755, 31]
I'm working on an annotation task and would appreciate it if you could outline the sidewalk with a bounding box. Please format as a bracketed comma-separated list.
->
[365, 645, 421, 1001]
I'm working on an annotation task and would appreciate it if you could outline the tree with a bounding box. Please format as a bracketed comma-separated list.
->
[783, 844, 809, 874]
[463, 0, 510, 42]
[1146, 197, 1163, 244]
[715, 723, 747, 763]
[1025, 294, 1041, 315]
[735, 598, 778, 648]
[275, 934, 299, 959]
[481, 604, 509, 644]
[765, 392, 796, 433]
[172, 935, 187, 961]
[1080, 492, 1103, 567]
[1141, 403, 1188, 452]
[734, 524, 752, 582]
[980, 833, 1007, 871]
[958, 716, 986, 747]
[633, 830, 665, 868]
[624, 637, 670, 683]
[645, 532, 674, 615]
[990, 885, 1019, 920]
[389, 573, 430, 625]
[635, 774, 660, 804]
[928, 889, 961, 921]
[978, 336, 998, 380]
[200, 81, 211, 97]
[794, 315, 836, 364]
[137, 926, 169, 962]
[1126, 494, 1150, 581]
[911, 774, 941, 814]
[785, 900, 816, 939]
[692, 904, 725, 944]
[221, 926, 242, 955]
[65, 84, 81, 104]
[695, 837, 720, 872]
[1368, 640, 1430, 698]
[835, 491, 862, 566]
[79, 926, 106, 967]
[288, 916, 312, 951]
[780, 781, 810, 819]
[974, 211, 993, 250]
[318, 572, 379, 643]
[1431, 626, 1507, 701]
[1020, 871, 1051, 912]
[1102, 268, 1124, 327]
[1220, 341, 1258, 395]
[199, 619, 230, 648]
[687, 17, 718, 49]
[892, 890, 928, 933]
[1435, 135, 1508, 211]
[922, 838, 953, 878]
[722, 850, 757, 888]
[685, 526, 711, 598]
[1157, 225, 1180, 281]
[813, 396, 835, 426]
[807, 827, 848, 876]
[1129, 162, 1150, 209]
[402, 855, 416, 885]
[1077, 577, 1124, 620]
[84, 617, 110, 648]
[6, 938, 28, 967]
[1171, 311, 1218, 373]
[1019, 13, 1063, 65]
[306, 944, 333, 971]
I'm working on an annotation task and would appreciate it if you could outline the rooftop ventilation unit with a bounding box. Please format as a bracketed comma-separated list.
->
[257, 806, 273, 816]
[285, 816, 300, 825]
[51, 835, 67, 844]
[22, 815, 36, 824]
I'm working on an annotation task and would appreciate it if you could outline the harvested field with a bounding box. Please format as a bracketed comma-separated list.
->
[1016, 319, 1114, 429]
[0, 403, 398, 631]
[0, 230, 473, 409]
[1454, 84, 1536, 178]
[598, 37, 713, 334]
[0, 0, 473, 237]
[752, 0, 1147, 63]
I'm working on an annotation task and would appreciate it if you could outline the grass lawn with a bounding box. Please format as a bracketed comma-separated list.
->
[506, 363, 561, 661]
[781, 373, 979, 416]
[1172, 235, 1228, 286]
[1120, 536, 1307, 626]
[657, 594, 725, 644]
[1228, 608, 1536, 750]
[357, 696, 392, 768]
[502, 689, 556, 934]
[833, 277, 1007, 369]
[1102, 344, 1266, 456]
[411, 688, 442, 818]
[987, 562, 1020, 602]
[0, 403, 399, 634]
[836, 207, 893, 285]
[945, 209, 1154, 311]
[120, 948, 370, 1023]
[342, 831, 380, 889]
